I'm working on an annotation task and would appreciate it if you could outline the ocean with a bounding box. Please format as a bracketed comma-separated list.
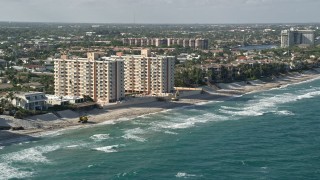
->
[1, 78, 320, 179]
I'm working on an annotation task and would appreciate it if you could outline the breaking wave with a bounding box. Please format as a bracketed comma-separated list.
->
[0, 163, 33, 180]
[94, 145, 120, 153]
[90, 134, 110, 141]
[0, 145, 60, 179]
[175, 172, 199, 178]
[122, 128, 147, 142]
[2, 145, 60, 163]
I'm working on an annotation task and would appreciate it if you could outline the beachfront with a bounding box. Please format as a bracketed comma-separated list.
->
[1, 70, 320, 145]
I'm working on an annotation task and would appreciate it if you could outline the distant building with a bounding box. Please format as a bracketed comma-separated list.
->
[54, 52, 125, 105]
[0, 77, 7, 84]
[0, 59, 7, 68]
[12, 92, 47, 111]
[183, 39, 190, 48]
[189, 39, 196, 49]
[281, 29, 315, 48]
[122, 38, 209, 49]
[24, 65, 46, 72]
[86, 32, 95, 36]
[177, 53, 201, 63]
[11, 66, 25, 71]
[22, 82, 44, 90]
[195, 38, 209, 50]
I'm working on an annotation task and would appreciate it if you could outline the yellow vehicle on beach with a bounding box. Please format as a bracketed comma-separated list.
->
[78, 116, 88, 123]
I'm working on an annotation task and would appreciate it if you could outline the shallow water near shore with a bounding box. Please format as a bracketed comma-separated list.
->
[1, 79, 320, 179]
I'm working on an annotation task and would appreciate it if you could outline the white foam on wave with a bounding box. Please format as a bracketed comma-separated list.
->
[175, 172, 198, 178]
[151, 113, 229, 130]
[184, 108, 207, 114]
[64, 141, 91, 149]
[66, 145, 80, 148]
[97, 117, 133, 126]
[0, 146, 4, 150]
[164, 131, 178, 135]
[219, 88, 320, 117]
[94, 145, 120, 153]
[194, 101, 214, 106]
[131, 120, 148, 126]
[296, 90, 320, 100]
[137, 111, 164, 119]
[0, 163, 33, 180]
[122, 128, 147, 142]
[219, 108, 264, 117]
[2, 145, 60, 164]
[42, 131, 63, 137]
[35, 125, 87, 138]
[117, 117, 133, 122]
[161, 109, 174, 113]
[174, 105, 197, 111]
[98, 120, 116, 125]
[35, 119, 118, 139]
[0, 144, 61, 179]
[260, 166, 269, 174]
[275, 110, 295, 116]
[90, 134, 110, 141]
[167, 115, 210, 129]
[122, 134, 146, 142]
[220, 106, 243, 110]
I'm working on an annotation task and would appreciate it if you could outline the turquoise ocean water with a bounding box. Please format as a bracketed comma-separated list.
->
[1, 78, 320, 179]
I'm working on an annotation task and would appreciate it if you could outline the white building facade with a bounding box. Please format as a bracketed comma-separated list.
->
[281, 29, 315, 48]
[116, 49, 175, 95]
[13, 92, 47, 111]
[54, 53, 125, 104]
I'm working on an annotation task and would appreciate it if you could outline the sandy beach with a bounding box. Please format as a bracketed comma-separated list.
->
[1, 70, 319, 145]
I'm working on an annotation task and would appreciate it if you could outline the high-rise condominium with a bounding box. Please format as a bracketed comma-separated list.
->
[54, 53, 125, 104]
[281, 29, 315, 48]
[116, 49, 175, 95]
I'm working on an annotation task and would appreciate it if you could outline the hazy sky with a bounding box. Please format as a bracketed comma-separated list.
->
[0, 0, 319, 24]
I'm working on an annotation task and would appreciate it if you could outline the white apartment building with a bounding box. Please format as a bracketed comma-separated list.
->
[281, 29, 315, 48]
[114, 49, 175, 95]
[122, 38, 209, 49]
[54, 53, 125, 105]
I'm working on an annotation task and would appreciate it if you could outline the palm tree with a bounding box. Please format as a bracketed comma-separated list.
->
[6, 92, 15, 102]
[0, 99, 7, 108]
[0, 98, 11, 110]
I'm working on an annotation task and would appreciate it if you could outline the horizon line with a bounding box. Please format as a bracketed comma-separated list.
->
[0, 20, 320, 26]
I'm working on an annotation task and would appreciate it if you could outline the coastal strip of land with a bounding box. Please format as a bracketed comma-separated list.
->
[0, 70, 319, 145]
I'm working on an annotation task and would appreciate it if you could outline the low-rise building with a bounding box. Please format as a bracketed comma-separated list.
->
[0, 59, 7, 68]
[177, 53, 201, 63]
[12, 92, 47, 111]
[46, 95, 84, 107]
[22, 82, 45, 90]
[12, 66, 25, 71]
[0, 77, 7, 84]
[24, 65, 46, 72]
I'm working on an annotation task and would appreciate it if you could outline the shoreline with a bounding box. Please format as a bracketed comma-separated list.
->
[1, 70, 320, 146]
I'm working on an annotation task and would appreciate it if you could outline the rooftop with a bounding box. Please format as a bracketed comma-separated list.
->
[16, 92, 45, 96]
[46, 95, 83, 101]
